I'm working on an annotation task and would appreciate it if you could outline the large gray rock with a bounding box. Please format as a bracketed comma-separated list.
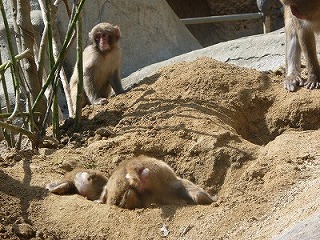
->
[123, 29, 287, 89]
[273, 211, 320, 240]
[123, 27, 320, 89]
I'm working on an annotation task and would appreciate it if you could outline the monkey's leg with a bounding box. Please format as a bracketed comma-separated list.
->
[284, 11, 303, 92]
[298, 27, 320, 89]
[179, 179, 214, 205]
[46, 180, 75, 195]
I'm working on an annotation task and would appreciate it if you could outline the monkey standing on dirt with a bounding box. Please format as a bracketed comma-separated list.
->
[280, 0, 320, 91]
[69, 22, 125, 115]
[97, 155, 215, 209]
[46, 169, 108, 201]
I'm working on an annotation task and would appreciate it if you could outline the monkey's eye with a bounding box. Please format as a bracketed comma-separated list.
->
[95, 32, 108, 41]
[95, 33, 101, 41]
[109, 35, 114, 44]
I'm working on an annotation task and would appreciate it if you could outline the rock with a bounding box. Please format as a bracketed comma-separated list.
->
[0, 223, 5, 233]
[12, 223, 36, 239]
[95, 127, 114, 138]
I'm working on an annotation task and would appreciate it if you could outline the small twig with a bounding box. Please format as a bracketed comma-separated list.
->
[180, 224, 193, 237]
[0, 120, 38, 145]
[0, 112, 41, 119]
[0, 49, 32, 72]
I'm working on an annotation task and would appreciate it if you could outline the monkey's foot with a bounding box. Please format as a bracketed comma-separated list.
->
[93, 98, 108, 105]
[304, 74, 320, 89]
[284, 74, 304, 92]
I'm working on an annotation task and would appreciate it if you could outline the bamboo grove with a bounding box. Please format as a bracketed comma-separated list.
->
[0, 0, 86, 148]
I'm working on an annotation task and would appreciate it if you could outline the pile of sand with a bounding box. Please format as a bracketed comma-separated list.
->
[1, 57, 319, 239]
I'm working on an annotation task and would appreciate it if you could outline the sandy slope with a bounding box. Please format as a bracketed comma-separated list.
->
[1, 58, 319, 239]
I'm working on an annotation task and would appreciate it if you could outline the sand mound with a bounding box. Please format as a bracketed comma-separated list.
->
[1, 57, 319, 239]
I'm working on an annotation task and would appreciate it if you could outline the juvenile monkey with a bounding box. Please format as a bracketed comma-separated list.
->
[280, 0, 320, 91]
[97, 155, 215, 209]
[69, 22, 125, 115]
[46, 169, 108, 201]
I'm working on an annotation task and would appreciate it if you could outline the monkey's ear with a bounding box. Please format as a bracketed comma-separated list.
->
[88, 173, 97, 181]
[88, 30, 94, 43]
[114, 26, 121, 39]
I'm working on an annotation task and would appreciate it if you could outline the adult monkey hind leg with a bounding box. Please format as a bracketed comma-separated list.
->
[281, 0, 320, 91]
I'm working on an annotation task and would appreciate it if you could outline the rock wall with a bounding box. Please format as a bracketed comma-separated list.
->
[0, 0, 201, 97]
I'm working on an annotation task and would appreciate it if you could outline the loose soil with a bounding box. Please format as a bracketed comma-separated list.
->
[1, 57, 319, 239]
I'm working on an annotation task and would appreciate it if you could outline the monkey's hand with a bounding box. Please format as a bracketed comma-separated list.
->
[119, 188, 142, 209]
[284, 74, 304, 92]
[94, 199, 104, 204]
[125, 167, 150, 192]
[304, 73, 320, 90]
[125, 173, 141, 189]
[92, 98, 108, 105]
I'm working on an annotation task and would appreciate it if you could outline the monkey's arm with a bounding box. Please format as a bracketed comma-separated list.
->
[83, 68, 108, 105]
[110, 70, 125, 95]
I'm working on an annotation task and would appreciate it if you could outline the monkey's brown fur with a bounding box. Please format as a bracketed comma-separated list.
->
[280, 0, 320, 91]
[46, 169, 108, 201]
[97, 155, 215, 209]
[69, 22, 124, 116]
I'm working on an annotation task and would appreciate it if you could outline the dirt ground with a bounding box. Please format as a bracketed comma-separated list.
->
[0, 57, 320, 239]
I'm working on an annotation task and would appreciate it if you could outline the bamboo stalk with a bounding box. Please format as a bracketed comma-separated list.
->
[0, 49, 12, 113]
[0, 51, 13, 147]
[32, 0, 86, 113]
[75, 2, 83, 129]
[37, 23, 48, 80]
[44, 0, 59, 138]
[39, 0, 74, 119]
[16, 0, 47, 122]
[0, 0, 22, 122]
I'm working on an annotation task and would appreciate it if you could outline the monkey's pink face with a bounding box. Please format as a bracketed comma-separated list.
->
[95, 32, 111, 52]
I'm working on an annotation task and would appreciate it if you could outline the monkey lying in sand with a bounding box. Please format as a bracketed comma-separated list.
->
[98, 155, 215, 209]
[46, 169, 108, 201]
[47, 156, 215, 209]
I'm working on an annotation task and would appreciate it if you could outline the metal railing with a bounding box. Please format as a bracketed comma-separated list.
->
[180, 0, 277, 34]
[180, 12, 263, 25]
